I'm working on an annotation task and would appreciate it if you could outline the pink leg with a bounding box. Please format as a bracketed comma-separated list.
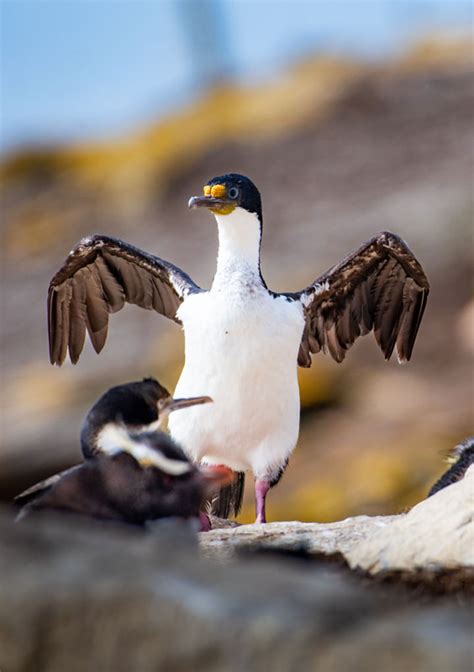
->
[255, 479, 271, 524]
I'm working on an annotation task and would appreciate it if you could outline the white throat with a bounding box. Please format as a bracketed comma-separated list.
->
[214, 207, 261, 282]
[96, 423, 191, 475]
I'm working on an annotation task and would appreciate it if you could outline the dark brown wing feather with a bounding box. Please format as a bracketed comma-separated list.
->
[48, 235, 202, 365]
[284, 232, 429, 367]
[14, 466, 78, 507]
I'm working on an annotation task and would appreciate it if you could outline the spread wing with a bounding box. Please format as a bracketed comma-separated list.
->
[48, 234, 202, 365]
[284, 232, 429, 367]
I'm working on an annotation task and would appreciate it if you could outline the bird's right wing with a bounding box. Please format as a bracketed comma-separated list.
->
[48, 234, 203, 365]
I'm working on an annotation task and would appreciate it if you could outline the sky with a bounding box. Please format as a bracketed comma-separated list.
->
[1, 0, 472, 151]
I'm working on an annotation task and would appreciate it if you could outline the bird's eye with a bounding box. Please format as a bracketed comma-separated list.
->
[228, 187, 239, 200]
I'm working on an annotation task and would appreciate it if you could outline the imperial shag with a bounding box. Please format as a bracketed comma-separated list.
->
[15, 379, 221, 526]
[47, 174, 430, 523]
[16, 428, 231, 525]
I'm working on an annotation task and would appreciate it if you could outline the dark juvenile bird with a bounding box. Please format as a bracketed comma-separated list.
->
[79, 376, 204, 458]
[428, 437, 474, 497]
[17, 428, 231, 526]
[15, 379, 227, 526]
[47, 174, 430, 523]
[15, 377, 207, 505]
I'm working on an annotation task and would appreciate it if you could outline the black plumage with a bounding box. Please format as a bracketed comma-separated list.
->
[428, 437, 474, 497]
[17, 432, 214, 526]
[15, 377, 171, 507]
[80, 377, 169, 457]
[14, 379, 216, 524]
[206, 173, 263, 221]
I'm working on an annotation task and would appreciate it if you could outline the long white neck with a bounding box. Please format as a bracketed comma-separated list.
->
[213, 207, 262, 284]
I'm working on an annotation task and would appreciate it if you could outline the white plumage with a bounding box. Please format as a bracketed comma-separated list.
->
[48, 172, 429, 523]
[169, 208, 304, 478]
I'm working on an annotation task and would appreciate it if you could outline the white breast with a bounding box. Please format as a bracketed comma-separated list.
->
[168, 281, 305, 477]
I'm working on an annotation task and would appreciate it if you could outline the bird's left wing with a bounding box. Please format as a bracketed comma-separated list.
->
[14, 467, 78, 507]
[48, 234, 202, 365]
[281, 232, 429, 367]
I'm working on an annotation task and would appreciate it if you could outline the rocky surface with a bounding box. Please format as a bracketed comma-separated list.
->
[201, 468, 474, 573]
[200, 516, 397, 561]
[348, 465, 474, 573]
[1, 507, 473, 672]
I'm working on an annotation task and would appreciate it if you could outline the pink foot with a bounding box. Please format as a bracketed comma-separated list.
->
[199, 512, 212, 532]
[255, 479, 271, 524]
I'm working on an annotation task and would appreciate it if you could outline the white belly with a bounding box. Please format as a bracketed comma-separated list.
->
[168, 287, 305, 478]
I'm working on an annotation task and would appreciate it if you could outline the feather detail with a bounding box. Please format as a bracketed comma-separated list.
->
[48, 234, 202, 365]
[283, 232, 429, 367]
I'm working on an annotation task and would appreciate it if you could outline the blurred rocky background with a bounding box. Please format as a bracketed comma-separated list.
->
[1, 505, 472, 672]
[1, 1, 473, 525]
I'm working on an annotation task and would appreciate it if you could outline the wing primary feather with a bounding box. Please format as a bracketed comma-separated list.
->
[48, 288, 60, 364]
[326, 324, 346, 363]
[96, 255, 126, 313]
[335, 302, 356, 349]
[48, 234, 202, 365]
[84, 265, 109, 335]
[58, 284, 72, 366]
[358, 281, 374, 334]
[281, 231, 429, 367]
[68, 278, 87, 364]
[374, 264, 404, 358]
[396, 286, 428, 362]
[85, 307, 108, 354]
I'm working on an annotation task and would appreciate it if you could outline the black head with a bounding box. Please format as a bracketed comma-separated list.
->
[81, 378, 169, 456]
[81, 378, 212, 458]
[188, 173, 262, 222]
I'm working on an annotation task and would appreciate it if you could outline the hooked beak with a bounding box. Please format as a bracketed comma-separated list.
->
[188, 195, 236, 215]
[157, 395, 212, 427]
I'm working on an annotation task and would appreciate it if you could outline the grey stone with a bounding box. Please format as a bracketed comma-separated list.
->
[201, 469, 474, 575]
[200, 516, 397, 561]
[347, 466, 474, 573]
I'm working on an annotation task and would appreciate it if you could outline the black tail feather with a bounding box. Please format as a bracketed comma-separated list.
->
[208, 472, 245, 519]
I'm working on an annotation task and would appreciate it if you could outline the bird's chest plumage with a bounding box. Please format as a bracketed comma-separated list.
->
[168, 276, 305, 470]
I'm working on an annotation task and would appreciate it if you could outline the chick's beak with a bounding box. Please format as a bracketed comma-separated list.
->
[157, 395, 212, 427]
[199, 465, 235, 492]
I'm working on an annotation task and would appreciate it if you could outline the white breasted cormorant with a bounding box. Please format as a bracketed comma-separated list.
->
[47, 174, 429, 523]
[15, 379, 227, 526]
